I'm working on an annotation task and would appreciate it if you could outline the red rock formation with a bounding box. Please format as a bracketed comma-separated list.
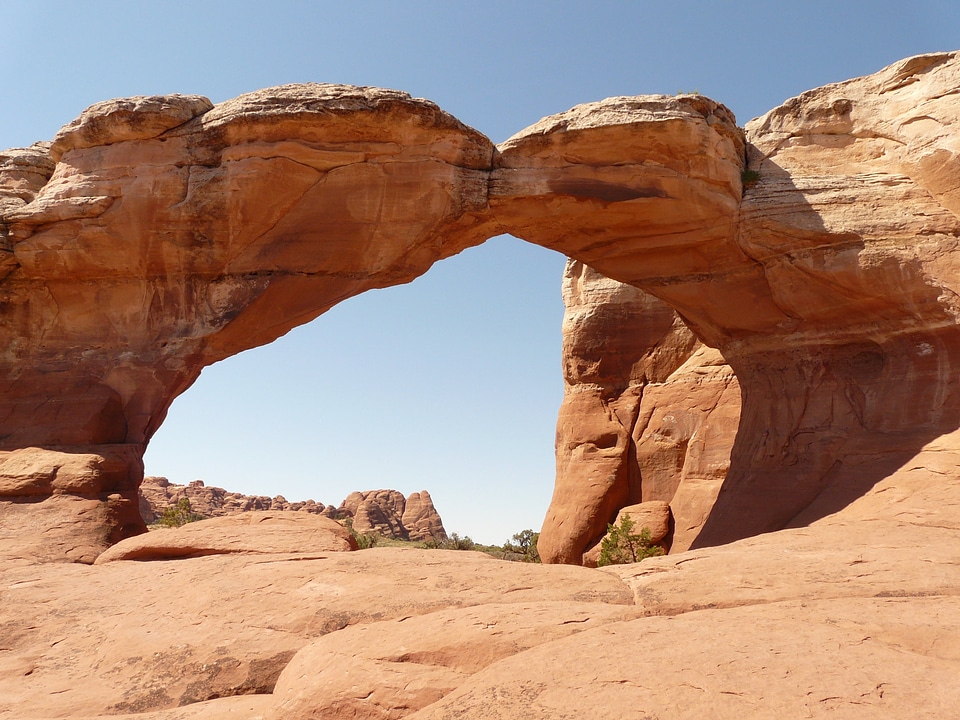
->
[139, 476, 336, 524]
[0, 87, 493, 559]
[695, 51, 960, 547]
[401, 490, 447, 541]
[94, 511, 357, 563]
[539, 261, 739, 564]
[339, 488, 447, 541]
[140, 478, 447, 542]
[2, 53, 960, 567]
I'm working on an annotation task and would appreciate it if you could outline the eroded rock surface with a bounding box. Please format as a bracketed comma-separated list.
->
[2, 451, 959, 719]
[0, 86, 494, 559]
[94, 511, 357, 563]
[2, 53, 960, 572]
[338, 489, 447, 541]
[139, 476, 337, 523]
[694, 51, 960, 546]
[139, 480, 448, 544]
[0, 548, 632, 719]
[539, 261, 739, 564]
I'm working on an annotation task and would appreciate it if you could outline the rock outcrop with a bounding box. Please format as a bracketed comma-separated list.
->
[339, 489, 447, 541]
[94, 511, 358, 563]
[0, 548, 634, 719]
[139, 478, 448, 542]
[0, 87, 493, 559]
[139, 476, 336, 523]
[2, 458, 959, 720]
[539, 261, 740, 564]
[4, 49, 960, 720]
[2, 52, 960, 567]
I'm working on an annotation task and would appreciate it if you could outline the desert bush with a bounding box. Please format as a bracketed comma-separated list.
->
[339, 517, 379, 549]
[156, 497, 204, 528]
[502, 529, 541, 563]
[597, 514, 665, 567]
[420, 532, 478, 551]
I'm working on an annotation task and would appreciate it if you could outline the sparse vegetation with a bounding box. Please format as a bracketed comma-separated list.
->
[596, 514, 665, 567]
[339, 517, 380, 549]
[421, 532, 477, 551]
[155, 497, 204, 528]
[741, 168, 761, 189]
[501, 529, 541, 563]
[419, 529, 541, 563]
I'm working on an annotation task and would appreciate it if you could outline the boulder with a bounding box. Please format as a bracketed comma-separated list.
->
[93, 511, 358, 563]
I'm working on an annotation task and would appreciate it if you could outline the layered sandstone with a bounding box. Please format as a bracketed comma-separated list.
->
[694, 51, 960, 546]
[0, 87, 493, 558]
[537, 52, 960, 557]
[4, 49, 960, 719]
[539, 262, 739, 564]
[2, 52, 960, 567]
[338, 489, 447, 541]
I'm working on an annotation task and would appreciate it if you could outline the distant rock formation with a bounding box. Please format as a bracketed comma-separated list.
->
[139, 477, 447, 542]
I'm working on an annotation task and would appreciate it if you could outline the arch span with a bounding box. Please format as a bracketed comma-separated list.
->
[3, 52, 960, 563]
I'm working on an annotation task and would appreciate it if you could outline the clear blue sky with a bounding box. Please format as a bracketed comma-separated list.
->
[3, 1, 958, 543]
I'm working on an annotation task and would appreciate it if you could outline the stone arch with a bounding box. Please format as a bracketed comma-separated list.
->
[3, 51, 960, 563]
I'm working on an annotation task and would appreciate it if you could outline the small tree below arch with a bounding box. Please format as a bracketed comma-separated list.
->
[597, 514, 665, 567]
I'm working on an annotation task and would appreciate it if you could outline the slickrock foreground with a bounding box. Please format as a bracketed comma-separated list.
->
[2, 52, 960, 718]
[2, 459, 959, 719]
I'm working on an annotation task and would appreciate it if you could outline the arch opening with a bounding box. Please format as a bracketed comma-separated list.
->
[143, 235, 566, 545]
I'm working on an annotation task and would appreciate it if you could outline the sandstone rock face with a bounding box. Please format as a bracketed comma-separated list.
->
[0, 446, 143, 563]
[3, 53, 960, 566]
[338, 489, 447, 541]
[4, 51, 960, 720]
[540, 52, 960, 558]
[0, 86, 493, 559]
[694, 51, 960, 547]
[139, 479, 448, 542]
[3, 455, 959, 719]
[540, 261, 740, 563]
[401, 490, 446, 541]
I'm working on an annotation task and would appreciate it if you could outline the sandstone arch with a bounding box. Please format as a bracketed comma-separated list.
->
[2, 52, 960, 563]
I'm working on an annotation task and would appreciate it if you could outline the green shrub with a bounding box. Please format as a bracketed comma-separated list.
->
[502, 529, 541, 563]
[741, 168, 761, 189]
[597, 514, 665, 567]
[420, 532, 477, 551]
[339, 517, 379, 550]
[156, 497, 204, 528]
